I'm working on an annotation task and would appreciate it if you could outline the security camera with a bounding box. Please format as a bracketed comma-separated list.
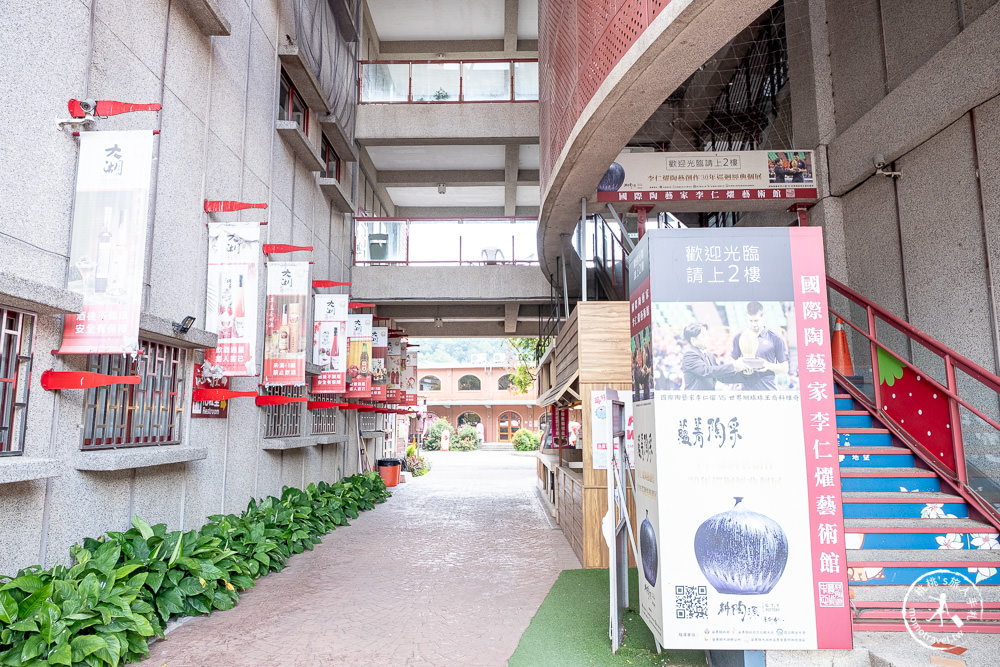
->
[78, 99, 98, 114]
[873, 154, 886, 170]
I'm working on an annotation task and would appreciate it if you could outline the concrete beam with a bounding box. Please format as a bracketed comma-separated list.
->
[505, 302, 519, 333]
[376, 169, 539, 187]
[351, 265, 552, 302]
[357, 103, 538, 144]
[378, 39, 538, 58]
[393, 205, 539, 218]
[504, 145, 518, 216]
[504, 0, 518, 55]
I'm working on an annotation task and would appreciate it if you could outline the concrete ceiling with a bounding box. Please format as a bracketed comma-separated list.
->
[367, 0, 537, 41]
[367, 145, 506, 171]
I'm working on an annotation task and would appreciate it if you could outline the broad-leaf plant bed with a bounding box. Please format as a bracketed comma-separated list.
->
[0, 472, 391, 666]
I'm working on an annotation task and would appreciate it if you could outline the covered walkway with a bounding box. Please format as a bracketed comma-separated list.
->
[142, 452, 579, 666]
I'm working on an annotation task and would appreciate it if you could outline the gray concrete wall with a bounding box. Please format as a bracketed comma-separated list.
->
[0, 0, 360, 575]
[806, 0, 1000, 372]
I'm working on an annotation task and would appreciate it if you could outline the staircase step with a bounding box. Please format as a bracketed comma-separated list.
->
[850, 548, 1000, 567]
[838, 447, 915, 468]
[845, 517, 993, 532]
[850, 585, 1000, 604]
[842, 491, 966, 518]
[835, 397, 854, 410]
[838, 429, 892, 447]
[846, 517, 997, 549]
[855, 608, 1000, 621]
[836, 413, 873, 428]
[840, 467, 941, 492]
[851, 619, 1000, 633]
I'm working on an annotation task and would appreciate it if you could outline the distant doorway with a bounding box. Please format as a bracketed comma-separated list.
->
[498, 411, 521, 441]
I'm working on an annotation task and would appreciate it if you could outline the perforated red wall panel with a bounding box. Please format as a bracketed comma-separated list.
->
[539, 0, 673, 190]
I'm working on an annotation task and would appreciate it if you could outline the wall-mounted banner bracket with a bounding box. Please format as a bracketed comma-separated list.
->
[204, 200, 268, 213]
[40, 370, 140, 391]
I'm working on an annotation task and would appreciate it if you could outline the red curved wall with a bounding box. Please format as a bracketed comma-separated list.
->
[539, 0, 673, 189]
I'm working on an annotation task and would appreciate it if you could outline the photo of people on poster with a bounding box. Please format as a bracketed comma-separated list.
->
[650, 300, 798, 392]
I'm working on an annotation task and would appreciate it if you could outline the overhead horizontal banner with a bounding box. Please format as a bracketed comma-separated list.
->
[204, 223, 260, 376]
[263, 262, 310, 385]
[60, 131, 155, 354]
[632, 227, 851, 651]
[596, 150, 817, 203]
[311, 294, 349, 394]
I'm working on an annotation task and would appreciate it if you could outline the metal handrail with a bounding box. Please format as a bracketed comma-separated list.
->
[827, 275, 1000, 528]
[358, 58, 539, 104]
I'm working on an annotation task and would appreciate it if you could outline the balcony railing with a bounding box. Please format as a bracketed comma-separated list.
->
[359, 59, 539, 103]
[354, 217, 539, 266]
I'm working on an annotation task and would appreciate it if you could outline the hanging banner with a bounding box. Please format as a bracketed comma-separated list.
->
[311, 294, 349, 393]
[59, 131, 155, 354]
[591, 389, 635, 470]
[370, 326, 388, 400]
[262, 262, 310, 385]
[402, 347, 418, 405]
[345, 314, 373, 398]
[632, 228, 851, 651]
[596, 150, 817, 204]
[203, 223, 260, 376]
[386, 335, 403, 403]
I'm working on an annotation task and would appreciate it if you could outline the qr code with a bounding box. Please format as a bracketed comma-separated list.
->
[675, 585, 708, 619]
[818, 582, 844, 607]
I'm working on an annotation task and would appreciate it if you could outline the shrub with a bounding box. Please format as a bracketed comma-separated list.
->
[512, 428, 542, 451]
[423, 417, 454, 451]
[451, 424, 481, 451]
[0, 472, 391, 666]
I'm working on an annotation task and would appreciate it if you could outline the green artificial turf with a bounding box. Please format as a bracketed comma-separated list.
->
[508, 568, 707, 667]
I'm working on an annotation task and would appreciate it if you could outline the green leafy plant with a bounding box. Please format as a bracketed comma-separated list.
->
[404, 444, 430, 477]
[511, 428, 542, 451]
[432, 87, 450, 100]
[423, 417, 454, 451]
[451, 424, 481, 451]
[504, 337, 551, 393]
[0, 472, 390, 667]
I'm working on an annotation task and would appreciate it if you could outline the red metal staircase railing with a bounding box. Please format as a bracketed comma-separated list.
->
[827, 275, 1000, 531]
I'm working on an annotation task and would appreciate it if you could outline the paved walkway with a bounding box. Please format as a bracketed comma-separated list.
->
[142, 451, 580, 666]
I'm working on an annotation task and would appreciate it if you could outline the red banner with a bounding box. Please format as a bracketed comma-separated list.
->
[370, 326, 388, 400]
[262, 262, 310, 385]
[203, 222, 260, 376]
[345, 314, 373, 398]
[311, 294, 349, 394]
[59, 131, 155, 354]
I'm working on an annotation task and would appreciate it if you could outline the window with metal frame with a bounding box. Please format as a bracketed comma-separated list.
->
[278, 70, 309, 135]
[321, 136, 340, 180]
[83, 340, 186, 448]
[311, 403, 339, 435]
[0, 307, 35, 455]
[263, 385, 303, 438]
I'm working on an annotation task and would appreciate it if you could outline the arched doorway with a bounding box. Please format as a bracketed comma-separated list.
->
[498, 411, 521, 441]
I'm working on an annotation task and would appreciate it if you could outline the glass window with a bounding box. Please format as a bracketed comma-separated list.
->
[360, 62, 411, 102]
[498, 374, 514, 390]
[0, 307, 34, 455]
[411, 63, 460, 102]
[513, 61, 539, 100]
[419, 375, 441, 391]
[83, 340, 186, 448]
[278, 70, 309, 135]
[457, 411, 481, 427]
[322, 137, 339, 180]
[457, 374, 481, 391]
[462, 61, 511, 101]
